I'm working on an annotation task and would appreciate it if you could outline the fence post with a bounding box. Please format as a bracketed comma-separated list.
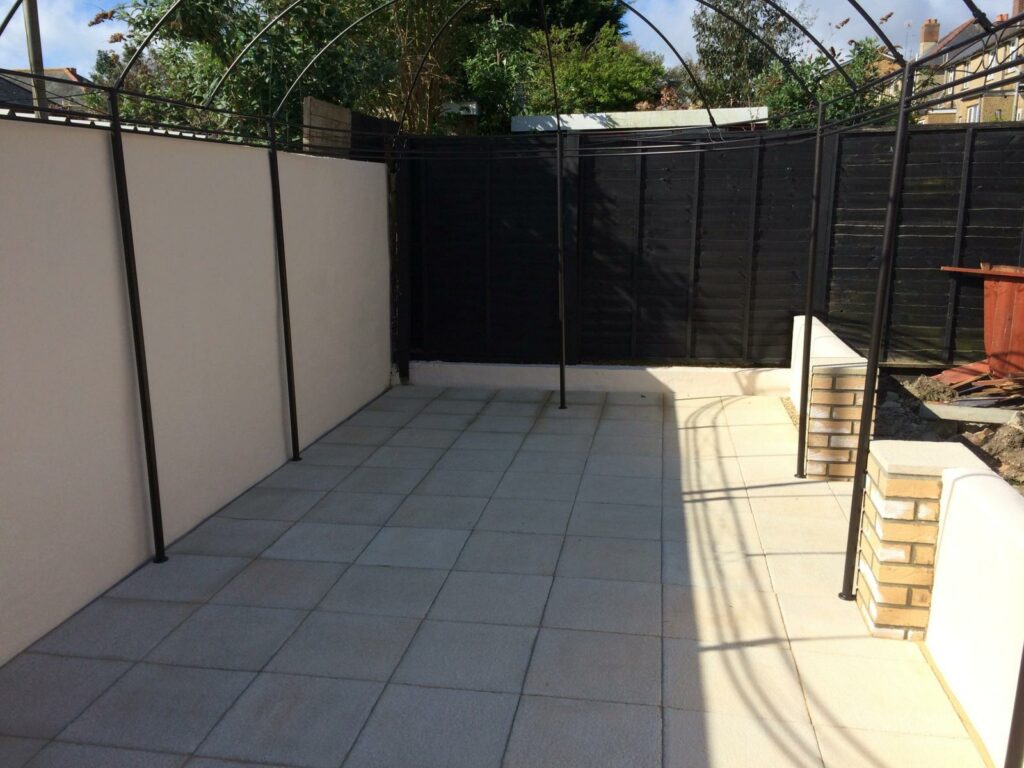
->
[686, 151, 702, 359]
[631, 139, 645, 359]
[840, 60, 916, 601]
[797, 102, 827, 479]
[555, 128, 567, 408]
[107, 89, 167, 564]
[943, 126, 975, 363]
[392, 146, 413, 381]
[742, 138, 763, 363]
[266, 118, 302, 461]
[562, 132, 581, 365]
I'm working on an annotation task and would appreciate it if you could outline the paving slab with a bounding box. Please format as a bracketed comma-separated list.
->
[429, 571, 552, 626]
[318, 564, 447, 618]
[210, 559, 346, 609]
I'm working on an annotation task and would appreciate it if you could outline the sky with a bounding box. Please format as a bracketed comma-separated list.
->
[0, 0, 1015, 77]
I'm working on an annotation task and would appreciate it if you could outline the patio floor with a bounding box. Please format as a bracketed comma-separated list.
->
[0, 386, 985, 768]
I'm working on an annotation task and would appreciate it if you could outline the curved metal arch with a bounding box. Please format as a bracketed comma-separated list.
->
[203, 0, 306, 107]
[0, 0, 23, 40]
[113, 0, 188, 89]
[962, 0, 995, 33]
[753, 0, 856, 90]
[271, 0, 400, 118]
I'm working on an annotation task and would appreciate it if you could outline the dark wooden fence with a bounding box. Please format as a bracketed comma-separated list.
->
[396, 122, 1024, 368]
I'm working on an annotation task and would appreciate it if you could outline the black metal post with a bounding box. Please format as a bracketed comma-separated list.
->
[796, 102, 827, 478]
[266, 119, 302, 461]
[741, 138, 762, 363]
[107, 89, 167, 564]
[1006, 641, 1024, 768]
[840, 62, 916, 600]
[942, 127, 974, 363]
[556, 127, 568, 409]
[686, 152, 702, 359]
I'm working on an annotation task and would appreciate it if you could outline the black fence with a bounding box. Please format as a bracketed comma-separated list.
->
[396, 122, 1024, 368]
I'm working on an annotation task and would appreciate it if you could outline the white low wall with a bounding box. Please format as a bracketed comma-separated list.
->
[789, 315, 864, 405]
[928, 466, 1024, 766]
[0, 121, 390, 663]
[411, 361, 790, 397]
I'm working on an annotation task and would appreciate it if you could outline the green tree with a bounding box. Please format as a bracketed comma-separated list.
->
[691, 0, 809, 107]
[753, 37, 900, 129]
[461, 16, 533, 133]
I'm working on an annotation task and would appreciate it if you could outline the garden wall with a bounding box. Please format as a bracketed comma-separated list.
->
[0, 120, 390, 663]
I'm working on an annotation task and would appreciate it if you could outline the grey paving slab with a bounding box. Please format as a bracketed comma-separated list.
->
[267, 612, 418, 680]
[440, 386, 497, 401]
[422, 398, 485, 415]
[197, 674, 381, 768]
[452, 431, 525, 451]
[345, 409, 415, 428]
[531, 417, 599, 435]
[455, 531, 563, 576]
[378, 384, 444, 399]
[107, 555, 248, 603]
[365, 395, 431, 413]
[261, 523, 378, 563]
[357, 527, 468, 569]
[503, 696, 661, 768]
[146, 604, 305, 670]
[467, 415, 535, 433]
[577, 474, 662, 507]
[435, 448, 516, 472]
[61, 663, 252, 753]
[481, 401, 541, 417]
[603, 404, 664, 422]
[320, 424, 397, 446]
[362, 445, 445, 469]
[0, 655, 124, 738]
[509, 451, 588, 474]
[493, 471, 581, 502]
[335, 466, 428, 495]
[210, 559, 346, 609]
[218, 488, 324, 521]
[318, 565, 447, 618]
[567, 501, 663, 541]
[428, 571, 552, 626]
[0, 737, 46, 768]
[407, 412, 476, 431]
[558, 390, 607, 405]
[388, 495, 487, 529]
[606, 392, 663, 407]
[185, 760, 291, 768]
[303, 492, 405, 525]
[170, 518, 288, 557]
[543, 403, 602, 420]
[495, 388, 550, 403]
[585, 452, 662, 479]
[300, 443, 376, 467]
[259, 463, 352, 491]
[520, 433, 591, 453]
[343, 685, 517, 768]
[590, 434, 662, 457]
[596, 420, 662, 438]
[558, 536, 661, 583]
[386, 428, 461, 449]
[393, 620, 536, 692]
[25, 743, 187, 768]
[544, 578, 661, 635]
[475, 498, 573, 535]
[413, 468, 503, 498]
[524, 628, 662, 705]
[30, 598, 195, 660]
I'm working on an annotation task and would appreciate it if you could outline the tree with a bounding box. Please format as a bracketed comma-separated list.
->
[461, 17, 533, 134]
[753, 37, 900, 129]
[691, 0, 810, 107]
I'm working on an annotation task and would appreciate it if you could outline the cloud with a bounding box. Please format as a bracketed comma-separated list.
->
[0, 0, 125, 74]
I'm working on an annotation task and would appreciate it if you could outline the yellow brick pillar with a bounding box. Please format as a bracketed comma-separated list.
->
[805, 363, 868, 480]
[856, 441, 989, 640]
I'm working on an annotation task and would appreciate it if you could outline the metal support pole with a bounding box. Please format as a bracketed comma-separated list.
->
[1006, 641, 1024, 768]
[796, 102, 827, 478]
[839, 62, 916, 600]
[266, 119, 302, 461]
[21, 0, 45, 116]
[556, 127, 568, 409]
[107, 90, 167, 564]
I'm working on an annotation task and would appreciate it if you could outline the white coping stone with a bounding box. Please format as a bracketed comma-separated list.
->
[870, 440, 989, 478]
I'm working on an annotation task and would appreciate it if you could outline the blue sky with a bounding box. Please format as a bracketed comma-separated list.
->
[0, 0, 1014, 77]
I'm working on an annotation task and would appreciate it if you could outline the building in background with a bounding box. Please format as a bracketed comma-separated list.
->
[0, 67, 91, 111]
[511, 106, 767, 132]
[917, 1, 1024, 124]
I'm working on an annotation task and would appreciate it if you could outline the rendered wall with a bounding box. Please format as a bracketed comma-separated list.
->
[0, 121, 391, 664]
[928, 466, 1024, 766]
[278, 152, 392, 445]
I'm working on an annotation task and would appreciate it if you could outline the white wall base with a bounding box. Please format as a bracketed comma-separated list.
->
[410, 361, 790, 398]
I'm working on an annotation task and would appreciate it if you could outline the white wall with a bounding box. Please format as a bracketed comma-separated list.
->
[928, 466, 1024, 766]
[0, 122, 150, 663]
[278, 152, 392, 444]
[789, 315, 864, 406]
[0, 121, 391, 664]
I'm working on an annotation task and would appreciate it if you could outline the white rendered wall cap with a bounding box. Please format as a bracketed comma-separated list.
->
[870, 439, 990, 477]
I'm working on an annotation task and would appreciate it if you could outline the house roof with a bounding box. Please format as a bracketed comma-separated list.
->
[0, 67, 93, 108]
[924, 16, 1023, 69]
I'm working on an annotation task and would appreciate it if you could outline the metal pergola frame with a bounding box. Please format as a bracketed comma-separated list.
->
[2, 5, 1023, 757]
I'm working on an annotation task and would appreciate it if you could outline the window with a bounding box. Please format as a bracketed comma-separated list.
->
[967, 104, 981, 123]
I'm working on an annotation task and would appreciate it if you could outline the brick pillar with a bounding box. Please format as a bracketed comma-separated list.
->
[805, 363, 868, 480]
[855, 441, 989, 640]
